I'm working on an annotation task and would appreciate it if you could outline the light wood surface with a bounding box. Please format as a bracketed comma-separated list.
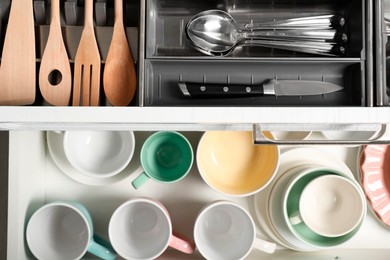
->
[103, 0, 137, 106]
[72, 0, 101, 106]
[39, 0, 72, 106]
[0, 0, 36, 105]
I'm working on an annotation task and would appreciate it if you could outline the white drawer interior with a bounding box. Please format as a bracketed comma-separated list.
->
[6, 131, 390, 259]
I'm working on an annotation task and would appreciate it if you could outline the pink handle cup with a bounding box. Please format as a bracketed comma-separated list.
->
[109, 198, 195, 259]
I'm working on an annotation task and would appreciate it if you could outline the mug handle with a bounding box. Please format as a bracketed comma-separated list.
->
[131, 172, 150, 189]
[88, 239, 117, 260]
[169, 231, 196, 254]
[253, 236, 276, 254]
[289, 211, 303, 225]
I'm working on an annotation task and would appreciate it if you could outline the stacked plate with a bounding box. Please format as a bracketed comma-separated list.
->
[254, 148, 366, 251]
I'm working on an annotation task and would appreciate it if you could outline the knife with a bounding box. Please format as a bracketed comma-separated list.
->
[178, 79, 343, 98]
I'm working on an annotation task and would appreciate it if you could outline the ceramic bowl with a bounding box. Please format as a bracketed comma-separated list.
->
[196, 131, 279, 196]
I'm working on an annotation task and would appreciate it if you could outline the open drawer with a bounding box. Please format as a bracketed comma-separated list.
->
[4, 131, 390, 259]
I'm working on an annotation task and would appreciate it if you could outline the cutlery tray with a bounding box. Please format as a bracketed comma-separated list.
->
[0, 0, 140, 106]
[6, 131, 390, 259]
[142, 0, 372, 106]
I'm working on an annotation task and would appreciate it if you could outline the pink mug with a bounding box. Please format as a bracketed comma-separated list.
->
[109, 198, 195, 259]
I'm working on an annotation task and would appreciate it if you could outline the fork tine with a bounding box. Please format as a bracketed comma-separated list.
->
[72, 64, 83, 106]
[90, 64, 101, 106]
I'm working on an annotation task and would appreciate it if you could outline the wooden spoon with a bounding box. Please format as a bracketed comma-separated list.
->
[0, 0, 36, 105]
[103, 0, 136, 106]
[39, 0, 72, 106]
[72, 0, 101, 106]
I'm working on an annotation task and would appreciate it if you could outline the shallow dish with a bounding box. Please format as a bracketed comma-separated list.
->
[359, 145, 390, 228]
[46, 131, 140, 186]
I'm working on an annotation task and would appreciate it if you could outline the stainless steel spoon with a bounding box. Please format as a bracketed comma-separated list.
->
[186, 10, 346, 56]
[187, 10, 345, 32]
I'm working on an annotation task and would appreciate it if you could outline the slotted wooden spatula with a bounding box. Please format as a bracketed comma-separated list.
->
[72, 0, 101, 106]
[0, 0, 36, 105]
[39, 0, 72, 106]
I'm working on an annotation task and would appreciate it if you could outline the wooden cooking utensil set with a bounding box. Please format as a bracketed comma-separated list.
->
[0, 0, 136, 106]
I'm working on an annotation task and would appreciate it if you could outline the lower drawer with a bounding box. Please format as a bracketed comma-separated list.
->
[6, 131, 390, 259]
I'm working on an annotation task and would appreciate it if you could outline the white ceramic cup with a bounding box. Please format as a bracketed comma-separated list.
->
[290, 174, 365, 237]
[62, 131, 135, 178]
[194, 201, 276, 260]
[26, 201, 116, 260]
[109, 198, 195, 260]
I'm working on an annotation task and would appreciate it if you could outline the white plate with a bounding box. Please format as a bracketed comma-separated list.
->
[253, 147, 354, 251]
[46, 131, 143, 186]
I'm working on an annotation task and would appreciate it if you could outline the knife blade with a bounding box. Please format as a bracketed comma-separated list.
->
[178, 79, 343, 98]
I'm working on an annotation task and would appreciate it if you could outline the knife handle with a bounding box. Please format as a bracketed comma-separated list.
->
[178, 82, 264, 98]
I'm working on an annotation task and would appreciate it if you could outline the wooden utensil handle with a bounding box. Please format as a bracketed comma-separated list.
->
[50, 0, 60, 25]
[84, 0, 94, 27]
[115, 0, 124, 24]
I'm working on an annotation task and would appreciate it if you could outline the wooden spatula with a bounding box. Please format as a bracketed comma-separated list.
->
[0, 0, 36, 105]
[103, 0, 136, 106]
[72, 0, 101, 106]
[39, 0, 72, 106]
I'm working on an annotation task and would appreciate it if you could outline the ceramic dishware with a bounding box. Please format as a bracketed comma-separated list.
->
[268, 165, 320, 251]
[194, 201, 276, 260]
[196, 131, 279, 196]
[270, 131, 312, 141]
[109, 198, 195, 259]
[359, 145, 390, 228]
[254, 147, 356, 251]
[282, 167, 366, 248]
[290, 175, 365, 237]
[63, 131, 135, 178]
[321, 130, 380, 146]
[132, 131, 193, 189]
[26, 201, 116, 260]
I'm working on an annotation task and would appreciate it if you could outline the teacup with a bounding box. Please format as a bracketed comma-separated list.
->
[194, 201, 276, 260]
[282, 167, 366, 248]
[109, 198, 195, 259]
[131, 131, 193, 189]
[196, 131, 279, 196]
[290, 174, 365, 237]
[62, 131, 135, 178]
[26, 201, 116, 260]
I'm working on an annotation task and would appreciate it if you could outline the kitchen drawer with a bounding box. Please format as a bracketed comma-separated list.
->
[4, 131, 390, 259]
[0, 0, 388, 131]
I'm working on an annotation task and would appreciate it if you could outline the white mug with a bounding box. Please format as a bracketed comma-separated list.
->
[109, 198, 195, 259]
[26, 201, 116, 260]
[194, 201, 276, 260]
[62, 130, 135, 178]
[290, 175, 365, 237]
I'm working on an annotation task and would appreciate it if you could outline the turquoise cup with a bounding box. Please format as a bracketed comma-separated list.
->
[132, 131, 194, 189]
[282, 168, 365, 248]
[26, 201, 116, 260]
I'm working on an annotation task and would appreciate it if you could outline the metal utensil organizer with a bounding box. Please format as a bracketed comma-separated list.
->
[142, 0, 369, 107]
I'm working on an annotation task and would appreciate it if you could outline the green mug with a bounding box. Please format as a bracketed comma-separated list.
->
[26, 201, 117, 260]
[132, 131, 194, 189]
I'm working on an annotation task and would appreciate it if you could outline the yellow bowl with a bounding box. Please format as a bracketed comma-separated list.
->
[196, 131, 280, 196]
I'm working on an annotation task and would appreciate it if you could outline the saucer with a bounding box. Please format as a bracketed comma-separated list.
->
[253, 147, 353, 251]
[46, 131, 138, 186]
[359, 145, 390, 228]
